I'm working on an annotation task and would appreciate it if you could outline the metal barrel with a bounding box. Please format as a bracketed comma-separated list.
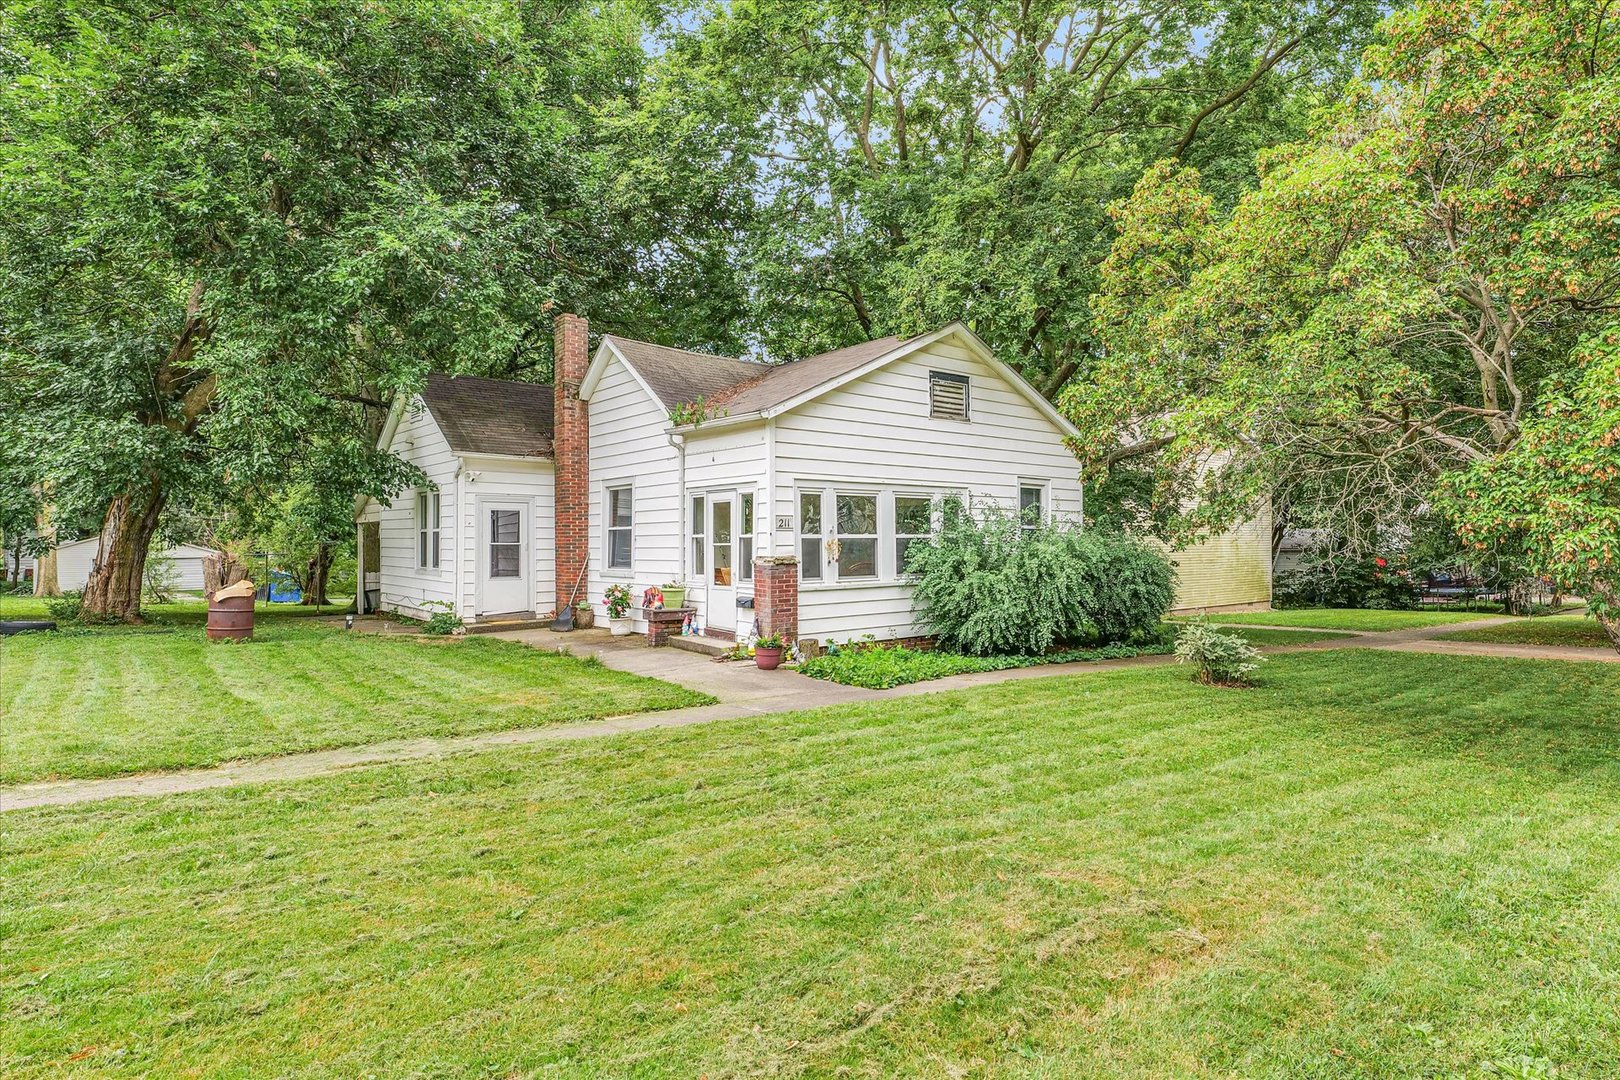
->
[206, 593, 255, 642]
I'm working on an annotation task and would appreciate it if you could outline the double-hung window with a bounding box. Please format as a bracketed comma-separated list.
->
[799, 491, 823, 580]
[740, 492, 754, 581]
[834, 493, 878, 579]
[1018, 482, 1048, 533]
[893, 495, 933, 572]
[416, 491, 441, 570]
[691, 495, 706, 576]
[606, 485, 633, 569]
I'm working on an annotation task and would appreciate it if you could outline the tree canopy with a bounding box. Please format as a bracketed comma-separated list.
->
[1065, 1, 1620, 567]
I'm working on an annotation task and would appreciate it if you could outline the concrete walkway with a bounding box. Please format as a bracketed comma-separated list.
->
[5, 616, 1615, 811]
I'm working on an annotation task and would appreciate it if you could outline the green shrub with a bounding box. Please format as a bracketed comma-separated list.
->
[1174, 620, 1264, 686]
[44, 590, 84, 622]
[1275, 551, 1420, 610]
[904, 499, 1175, 656]
[798, 640, 1171, 689]
[420, 600, 464, 636]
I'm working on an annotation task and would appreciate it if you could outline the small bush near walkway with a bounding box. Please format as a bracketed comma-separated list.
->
[905, 500, 1174, 656]
[1175, 620, 1264, 686]
[799, 641, 1171, 689]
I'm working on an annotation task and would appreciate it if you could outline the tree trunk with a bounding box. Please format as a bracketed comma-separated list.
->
[32, 498, 60, 597]
[306, 543, 332, 607]
[81, 478, 165, 622]
[1503, 578, 1537, 616]
[203, 552, 250, 596]
[1591, 580, 1620, 655]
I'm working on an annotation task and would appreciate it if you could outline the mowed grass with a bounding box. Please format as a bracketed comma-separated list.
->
[1216, 625, 1356, 646]
[0, 620, 711, 784]
[1205, 606, 1510, 631]
[1438, 613, 1614, 649]
[6, 651, 1620, 1078]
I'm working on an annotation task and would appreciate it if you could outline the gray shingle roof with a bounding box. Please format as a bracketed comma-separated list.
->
[605, 332, 915, 418]
[421, 373, 554, 458]
[601, 336, 766, 410]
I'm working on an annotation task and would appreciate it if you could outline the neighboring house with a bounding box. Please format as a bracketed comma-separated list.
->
[358, 315, 1271, 642]
[45, 538, 218, 592]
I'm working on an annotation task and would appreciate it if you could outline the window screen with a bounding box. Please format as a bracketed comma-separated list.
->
[607, 486, 633, 569]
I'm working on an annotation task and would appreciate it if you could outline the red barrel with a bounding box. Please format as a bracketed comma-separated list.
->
[206, 590, 255, 642]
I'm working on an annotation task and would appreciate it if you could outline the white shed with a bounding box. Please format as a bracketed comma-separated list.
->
[51, 538, 218, 593]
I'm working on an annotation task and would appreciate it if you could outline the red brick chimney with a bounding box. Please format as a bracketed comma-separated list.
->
[553, 313, 590, 611]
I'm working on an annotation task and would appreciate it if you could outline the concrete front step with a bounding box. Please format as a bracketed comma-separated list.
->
[465, 615, 556, 635]
[668, 635, 734, 658]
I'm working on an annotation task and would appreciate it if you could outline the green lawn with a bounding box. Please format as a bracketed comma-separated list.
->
[1202, 607, 1512, 631]
[1437, 613, 1614, 649]
[6, 651, 1620, 1077]
[0, 618, 710, 784]
[1218, 625, 1357, 646]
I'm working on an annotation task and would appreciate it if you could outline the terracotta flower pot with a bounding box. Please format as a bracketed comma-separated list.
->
[755, 645, 784, 670]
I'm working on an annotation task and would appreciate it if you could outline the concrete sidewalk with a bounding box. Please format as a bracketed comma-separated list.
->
[5, 617, 1615, 811]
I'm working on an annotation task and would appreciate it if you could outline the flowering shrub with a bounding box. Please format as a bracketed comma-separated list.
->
[603, 584, 632, 618]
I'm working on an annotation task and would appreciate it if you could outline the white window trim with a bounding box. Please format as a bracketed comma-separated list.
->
[605, 482, 634, 573]
[416, 490, 442, 571]
[690, 493, 706, 583]
[739, 491, 756, 582]
[928, 370, 971, 421]
[1018, 479, 1050, 531]
[797, 488, 825, 582]
[893, 491, 936, 574]
[832, 490, 880, 582]
[795, 484, 955, 586]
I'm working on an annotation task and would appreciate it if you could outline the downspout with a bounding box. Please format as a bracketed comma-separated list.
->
[764, 417, 777, 556]
[668, 430, 687, 581]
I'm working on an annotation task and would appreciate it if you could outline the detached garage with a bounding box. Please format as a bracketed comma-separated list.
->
[50, 539, 218, 593]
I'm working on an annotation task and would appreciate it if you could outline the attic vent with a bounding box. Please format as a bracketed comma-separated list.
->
[929, 371, 970, 420]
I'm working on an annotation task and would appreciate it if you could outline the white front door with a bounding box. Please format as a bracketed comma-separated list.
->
[478, 500, 529, 616]
[705, 490, 737, 635]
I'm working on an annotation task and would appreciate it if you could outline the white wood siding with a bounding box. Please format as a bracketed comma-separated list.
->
[456, 457, 555, 618]
[49, 540, 213, 592]
[586, 355, 682, 631]
[373, 400, 459, 620]
[772, 336, 1085, 643]
[680, 423, 770, 631]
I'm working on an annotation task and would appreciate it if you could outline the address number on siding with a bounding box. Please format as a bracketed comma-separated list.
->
[775, 515, 793, 530]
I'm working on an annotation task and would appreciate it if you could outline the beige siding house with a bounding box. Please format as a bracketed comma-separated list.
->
[359, 316, 1271, 636]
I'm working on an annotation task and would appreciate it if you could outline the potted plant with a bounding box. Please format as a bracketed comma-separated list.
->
[661, 580, 687, 609]
[754, 631, 788, 670]
[603, 584, 634, 636]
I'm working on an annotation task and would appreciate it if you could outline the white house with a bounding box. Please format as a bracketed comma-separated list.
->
[358, 315, 1271, 643]
[45, 538, 217, 593]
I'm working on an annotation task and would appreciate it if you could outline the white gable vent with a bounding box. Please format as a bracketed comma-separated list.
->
[929, 371, 970, 420]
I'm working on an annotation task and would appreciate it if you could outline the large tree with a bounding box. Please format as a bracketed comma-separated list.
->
[668, 0, 1383, 382]
[1066, 1, 1620, 579]
[0, 0, 735, 620]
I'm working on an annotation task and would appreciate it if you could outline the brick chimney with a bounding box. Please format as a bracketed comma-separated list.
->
[553, 313, 590, 611]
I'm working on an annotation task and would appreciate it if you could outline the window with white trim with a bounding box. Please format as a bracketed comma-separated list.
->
[416, 491, 441, 569]
[606, 485, 633, 569]
[929, 371, 970, 420]
[1018, 482, 1048, 533]
[894, 495, 933, 572]
[834, 492, 878, 579]
[691, 495, 705, 576]
[799, 491, 823, 580]
[740, 492, 754, 581]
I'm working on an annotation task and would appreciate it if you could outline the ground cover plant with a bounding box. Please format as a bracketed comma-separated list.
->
[798, 641, 1169, 689]
[1437, 613, 1613, 649]
[0, 619, 709, 783]
[5, 651, 1620, 1077]
[1175, 621, 1264, 686]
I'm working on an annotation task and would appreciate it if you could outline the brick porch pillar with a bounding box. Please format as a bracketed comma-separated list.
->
[752, 556, 798, 642]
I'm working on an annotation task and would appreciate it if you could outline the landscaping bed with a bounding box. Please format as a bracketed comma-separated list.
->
[798, 641, 1172, 688]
